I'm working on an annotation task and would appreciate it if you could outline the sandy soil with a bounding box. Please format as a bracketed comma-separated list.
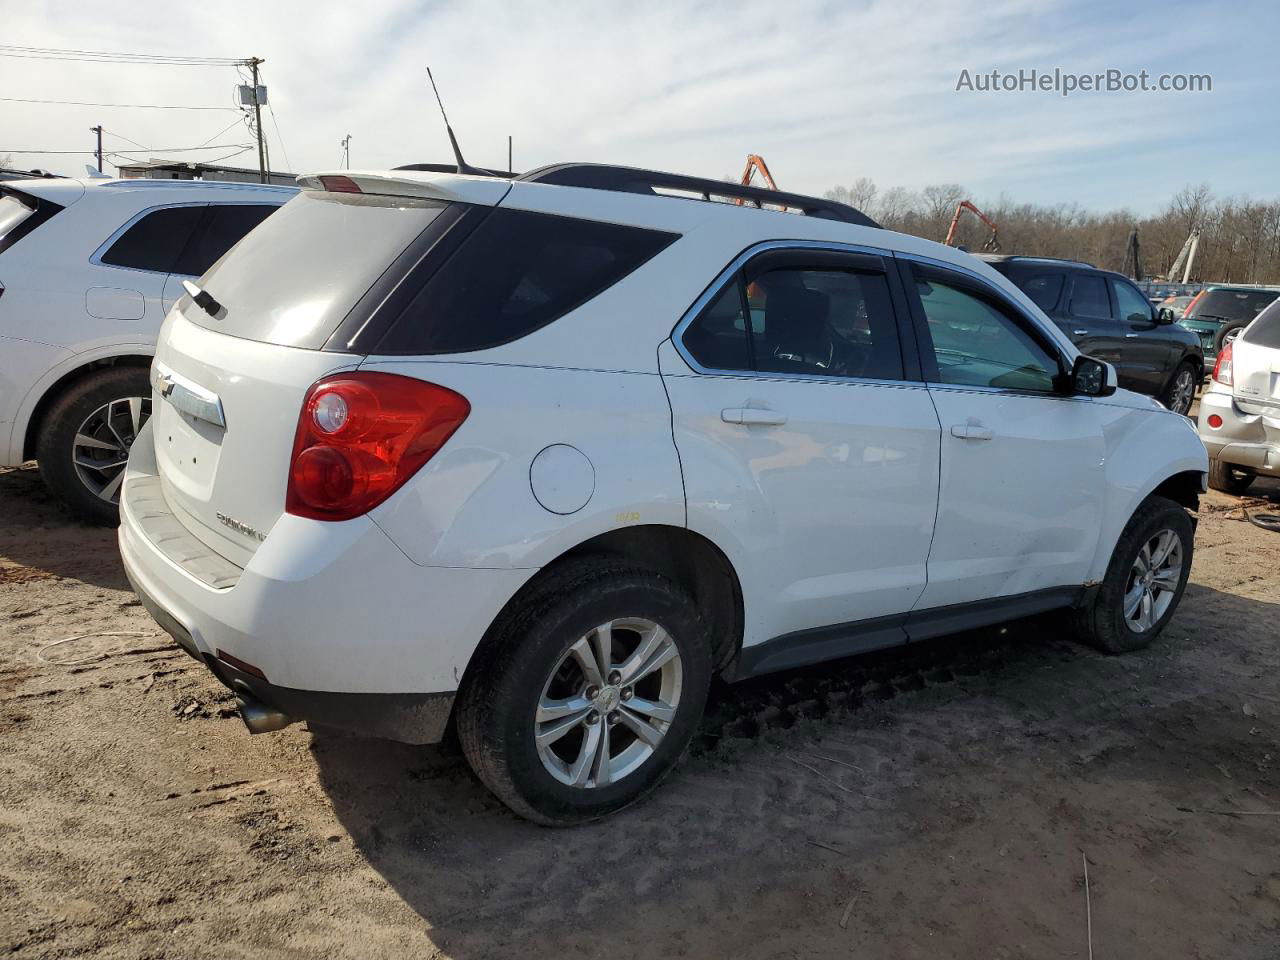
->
[2, 462, 1279, 959]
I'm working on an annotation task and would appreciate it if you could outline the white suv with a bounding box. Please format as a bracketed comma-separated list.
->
[0, 176, 294, 522]
[1198, 298, 1280, 492]
[118, 165, 1208, 824]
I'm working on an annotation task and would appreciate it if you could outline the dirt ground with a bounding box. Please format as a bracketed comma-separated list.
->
[2, 463, 1279, 960]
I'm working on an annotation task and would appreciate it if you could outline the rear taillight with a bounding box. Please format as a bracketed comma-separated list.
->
[286, 372, 469, 521]
[1212, 341, 1233, 386]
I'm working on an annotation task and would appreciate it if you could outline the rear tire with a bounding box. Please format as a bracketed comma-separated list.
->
[1208, 458, 1255, 495]
[1073, 496, 1193, 654]
[35, 367, 151, 525]
[1159, 361, 1197, 416]
[456, 561, 711, 825]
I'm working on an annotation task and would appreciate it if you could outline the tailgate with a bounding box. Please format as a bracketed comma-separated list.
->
[151, 306, 358, 565]
[1231, 339, 1280, 416]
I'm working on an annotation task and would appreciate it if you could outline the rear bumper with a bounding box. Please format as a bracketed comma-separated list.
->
[125, 564, 456, 742]
[118, 421, 534, 744]
[1197, 386, 1280, 476]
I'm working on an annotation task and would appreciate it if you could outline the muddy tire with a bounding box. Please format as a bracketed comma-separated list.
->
[456, 561, 711, 825]
[1208, 458, 1255, 495]
[35, 367, 151, 525]
[1074, 496, 1194, 654]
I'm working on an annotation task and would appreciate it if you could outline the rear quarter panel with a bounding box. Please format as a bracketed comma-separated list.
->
[359, 360, 686, 569]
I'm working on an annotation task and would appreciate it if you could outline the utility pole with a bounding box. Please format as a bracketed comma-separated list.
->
[248, 56, 266, 183]
[90, 125, 103, 172]
[341, 133, 351, 169]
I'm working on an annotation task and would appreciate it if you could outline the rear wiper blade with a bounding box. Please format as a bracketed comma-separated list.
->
[181, 279, 226, 319]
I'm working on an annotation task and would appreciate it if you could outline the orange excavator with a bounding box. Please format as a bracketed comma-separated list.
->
[944, 200, 1000, 252]
[738, 154, 779, 193]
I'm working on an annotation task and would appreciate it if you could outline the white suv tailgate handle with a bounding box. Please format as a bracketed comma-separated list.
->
[153, 363, 226, 429]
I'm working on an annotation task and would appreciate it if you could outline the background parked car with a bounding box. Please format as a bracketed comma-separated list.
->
[980, 255, 1203, 415]
[0, 176, 295, 522]
[1178, 284, 1280, 362]
[1157, 294, 1197, 321]
[1198, 297, 1280, 493]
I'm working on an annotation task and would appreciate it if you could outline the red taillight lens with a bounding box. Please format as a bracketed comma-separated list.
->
[286, 373, 470, 521]
[1207, 414, 1223, 428]
[318, 175, 362, 194]
[1212, 341, 1233, 386]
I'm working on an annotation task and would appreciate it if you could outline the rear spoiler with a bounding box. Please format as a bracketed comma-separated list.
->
[0, 186, 65, 257]
[296, 170, 511, 207]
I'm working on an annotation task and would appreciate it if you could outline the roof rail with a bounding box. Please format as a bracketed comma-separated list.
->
[393, 162, 516, 179]
[981, 254, 1097, 270]
[518, 163, 880, 228]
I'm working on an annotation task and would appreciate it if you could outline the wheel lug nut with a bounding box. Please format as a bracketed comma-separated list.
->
[621, 687, 634, 701]
[586, 711, 601, 725]
[585, 686, 600, 700]
[607, 711, 620, 725]
[607, 671, 621, 685]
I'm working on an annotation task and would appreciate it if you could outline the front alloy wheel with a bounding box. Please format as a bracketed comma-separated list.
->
[535, 618, 683, 788]
[1121, 528, 1184, 632]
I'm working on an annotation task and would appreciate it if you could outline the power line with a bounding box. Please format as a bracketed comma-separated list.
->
[0, 43, 245, 65]
[2, 143, 253, 155]
[1, 96, 237, 111]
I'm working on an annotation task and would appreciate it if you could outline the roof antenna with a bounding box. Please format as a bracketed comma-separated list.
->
[427, 67, 484, 176]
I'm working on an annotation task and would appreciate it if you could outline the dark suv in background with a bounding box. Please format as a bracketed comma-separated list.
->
[1179, 285, 1280, 361]
[981, 256, 1203, 415]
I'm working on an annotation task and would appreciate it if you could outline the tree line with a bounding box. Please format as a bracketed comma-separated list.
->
[824, 179, 1280, 285]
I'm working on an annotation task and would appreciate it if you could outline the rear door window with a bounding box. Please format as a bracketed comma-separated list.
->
[375, 208, 678, 354]
[1017, 273, 1063, 312]
[172, 203, 278, 277]
[100, 205, 205, 273]
[1068, 274, 1113, 321]
[683, 280, 751, 371]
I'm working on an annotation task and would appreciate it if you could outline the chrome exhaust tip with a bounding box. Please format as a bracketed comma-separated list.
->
[236, 695, 296, 735]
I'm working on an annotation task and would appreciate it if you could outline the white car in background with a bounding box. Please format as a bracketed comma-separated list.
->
[0, 176, 294, 522]
[119, 164, 1208, 824]
[1199, 299, 1280, 492]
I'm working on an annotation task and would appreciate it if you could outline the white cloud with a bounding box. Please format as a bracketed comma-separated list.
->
[2, 0, 1275, 212]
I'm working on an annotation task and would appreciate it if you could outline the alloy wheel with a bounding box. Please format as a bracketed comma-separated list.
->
[72, 396, 150, 503]
[1168, 368, 1196, 415]
[534, 618, 683, 789]
[1122, 528, 1183, 633]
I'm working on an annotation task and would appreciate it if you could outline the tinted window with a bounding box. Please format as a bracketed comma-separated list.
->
[1016, 273, 1063, 312]
[1111, 279, 1153, 323]
[1242, 299, 1280, 348]
[917, 277, 1058, 392]
[1189, 289, 1279, 321]
[377, 208, 678, 354]
[1069, 275, 1112, 320]
[100, 206, 204, 273]
[748, 267, 903, 379]
[191, 191, 446, 348]
[172, 203, 277, 277]
[684, 280, 751, 371]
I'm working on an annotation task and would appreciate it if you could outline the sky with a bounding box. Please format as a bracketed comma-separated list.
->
[2, 0, 1276, 215]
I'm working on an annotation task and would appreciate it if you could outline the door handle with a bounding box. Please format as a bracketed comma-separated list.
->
[1125, 333, 1140, 338]
[1073, 329, 1090, 336]
[722, 407, 787, 426]
[950, 422, 993, 441]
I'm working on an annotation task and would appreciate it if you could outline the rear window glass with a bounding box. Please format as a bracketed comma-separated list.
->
[374, 208, 678, 354]
[1189, 289, 1279, 321]
[101, 206, 205, 273]
[1242, 299, 1280, 348]
[190, 191, 445, 348]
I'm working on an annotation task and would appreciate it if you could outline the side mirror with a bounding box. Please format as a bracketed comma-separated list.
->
[1072, 355, 1117, 397]
[1157, 306, 1176, 324]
